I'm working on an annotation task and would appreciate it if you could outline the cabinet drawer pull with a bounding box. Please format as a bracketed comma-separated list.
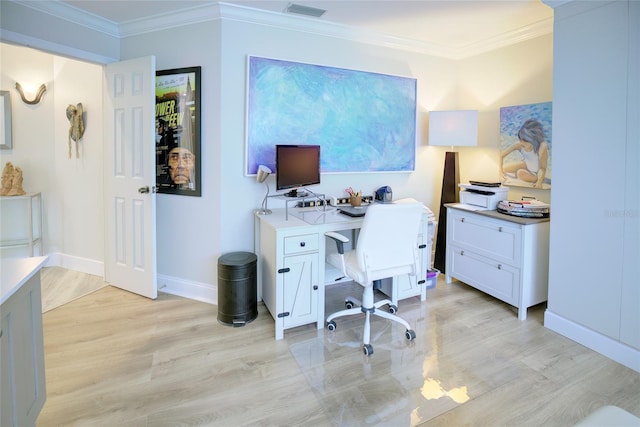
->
[460, 250, 464, 256]
[300, 241, 306, 247]
[498, 226, 503, 232]
[461, 218, 465, 223]
[497, 264, 502, 270]
[313, 285, 318, 290]
[278, 268, 290, 274]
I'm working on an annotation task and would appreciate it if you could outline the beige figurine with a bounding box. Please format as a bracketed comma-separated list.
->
[66, 102, 85, 158]
[0, 162, 15, 196]
[8, 166, 25, 196]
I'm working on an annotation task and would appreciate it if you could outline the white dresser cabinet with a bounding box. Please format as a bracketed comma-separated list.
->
[445, 205, 550, 320]
[1, 257, 48, 427]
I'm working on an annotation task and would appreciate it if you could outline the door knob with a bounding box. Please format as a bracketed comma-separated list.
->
[138, 186, 150, 194]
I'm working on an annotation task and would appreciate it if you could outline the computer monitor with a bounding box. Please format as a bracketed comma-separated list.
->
[276, 144, 321, 197]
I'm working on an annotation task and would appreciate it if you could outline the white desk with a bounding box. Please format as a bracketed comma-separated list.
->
[254, 206, 435, 340]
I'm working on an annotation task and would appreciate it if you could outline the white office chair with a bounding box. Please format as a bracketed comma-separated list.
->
[325, 202, 423, 356]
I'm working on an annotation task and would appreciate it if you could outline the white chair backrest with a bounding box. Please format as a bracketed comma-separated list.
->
[355, 202, 423, 281]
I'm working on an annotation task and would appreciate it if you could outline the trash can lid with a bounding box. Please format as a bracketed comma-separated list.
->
[218, 251, 257, 267]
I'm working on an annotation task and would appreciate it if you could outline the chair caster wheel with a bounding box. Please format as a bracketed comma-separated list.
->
[345, 300, 354, 309]
[327, 320, 336, 331]
[388, 304, 398, 314]
[363, 344, 374, 356]
[405, 329, 416, 341]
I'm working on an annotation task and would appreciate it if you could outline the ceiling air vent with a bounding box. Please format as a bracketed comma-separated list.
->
[285, 3, 326, 18]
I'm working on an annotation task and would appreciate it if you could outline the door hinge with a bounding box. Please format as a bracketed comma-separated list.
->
[278, 268, 290, 274]
[277, 312, 290, 318]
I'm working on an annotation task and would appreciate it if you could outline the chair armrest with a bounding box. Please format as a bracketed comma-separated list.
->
[325, 231, 350, 254]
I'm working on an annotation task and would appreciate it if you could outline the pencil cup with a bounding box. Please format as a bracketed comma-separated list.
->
[350, 195, 362, 206]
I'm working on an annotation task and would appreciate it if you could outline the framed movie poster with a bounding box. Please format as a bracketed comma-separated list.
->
[156, 66, 201, 196]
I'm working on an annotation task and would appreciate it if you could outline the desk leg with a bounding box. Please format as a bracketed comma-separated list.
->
[275, 318, 284, 340]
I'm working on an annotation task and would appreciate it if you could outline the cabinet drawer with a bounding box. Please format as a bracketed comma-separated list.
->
[449, 212, 521, 265]
[284, 233, 319, 255]
[450, 246, 520, 306]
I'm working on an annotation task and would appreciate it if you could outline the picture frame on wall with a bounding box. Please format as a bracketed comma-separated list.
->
[1, 91, 12, 150]
[155, 66, 201, 196]
[245, 56, 417, 175]
[500, 101, 552, 189]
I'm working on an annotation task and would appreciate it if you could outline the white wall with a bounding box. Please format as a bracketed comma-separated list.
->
[0, 44, 104, 273]
[544, 0, 639, 371]
[457, 34, 554, 204]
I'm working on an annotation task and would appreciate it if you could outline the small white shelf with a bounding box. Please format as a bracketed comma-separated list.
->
[0, 192, 43, 256]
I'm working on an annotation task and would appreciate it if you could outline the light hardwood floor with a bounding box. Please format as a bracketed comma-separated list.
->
[38, 271, 640, 426]
[41, 266, 106, 313]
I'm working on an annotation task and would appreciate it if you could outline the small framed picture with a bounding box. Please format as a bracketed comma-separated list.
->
[155, 67, 201, 196]
[1, 91, 13, 150]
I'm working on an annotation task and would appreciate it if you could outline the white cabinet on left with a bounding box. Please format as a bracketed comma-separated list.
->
[0, 193, 43, 257]
[1, 256, 48, 427]
[257, 215, 322, 340]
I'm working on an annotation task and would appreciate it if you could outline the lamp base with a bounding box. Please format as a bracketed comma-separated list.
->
[434, 151, 460, 274]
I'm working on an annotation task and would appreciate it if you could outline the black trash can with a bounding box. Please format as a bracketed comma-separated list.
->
[217, 251, 258, 327]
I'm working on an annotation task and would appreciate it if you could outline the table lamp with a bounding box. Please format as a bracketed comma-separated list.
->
[256, 165, 272, 215]
[429, 110, 478, 273]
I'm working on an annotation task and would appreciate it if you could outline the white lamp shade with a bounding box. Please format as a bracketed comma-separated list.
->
[429, 110, 478, 147]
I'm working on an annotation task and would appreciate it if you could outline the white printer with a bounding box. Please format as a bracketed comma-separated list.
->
[459, 183, 509, 210]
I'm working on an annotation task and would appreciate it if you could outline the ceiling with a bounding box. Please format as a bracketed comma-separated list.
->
[60, 0, 553, 56]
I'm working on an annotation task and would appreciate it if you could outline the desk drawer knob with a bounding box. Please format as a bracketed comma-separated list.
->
[300, 241, 306, 247]
[313, 285, 318, 290]
[460, 250, 465, 256]
[497, 264, 502, 270]
[461, 218, 465, 223]
[498, 226, 503, 232]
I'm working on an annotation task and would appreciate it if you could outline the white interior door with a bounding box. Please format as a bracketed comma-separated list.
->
[104, 56, 157, 299]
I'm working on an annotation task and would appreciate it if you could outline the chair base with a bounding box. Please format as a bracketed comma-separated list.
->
[326, 286, 415, 355]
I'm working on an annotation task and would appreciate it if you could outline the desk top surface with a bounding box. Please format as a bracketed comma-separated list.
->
[257, 207, 364, 231]
[445, 203, 550, 225]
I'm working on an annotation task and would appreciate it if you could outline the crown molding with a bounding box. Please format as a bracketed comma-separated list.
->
[11, 0, 119, 37]
[11, 0, 553, 60]
[119, 3, 222, 37]
[453, 18, 554, 60]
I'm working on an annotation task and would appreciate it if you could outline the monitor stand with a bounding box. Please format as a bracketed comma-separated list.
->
[283, 189, 308, 198]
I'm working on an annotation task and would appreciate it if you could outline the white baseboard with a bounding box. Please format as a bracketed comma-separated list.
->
[158, 274, 216, 305]
[544, 309, 640, 373]
[45, 252, 104, 277]
[43, 253, 216, 305]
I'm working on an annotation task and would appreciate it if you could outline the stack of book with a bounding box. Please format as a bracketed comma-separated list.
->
[497, 199, 550, 218]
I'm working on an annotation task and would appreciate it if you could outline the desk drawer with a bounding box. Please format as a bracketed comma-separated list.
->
[284, 233, 319, 255]
[449, 212, 521, 265]
[450, 245, 520, 306]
